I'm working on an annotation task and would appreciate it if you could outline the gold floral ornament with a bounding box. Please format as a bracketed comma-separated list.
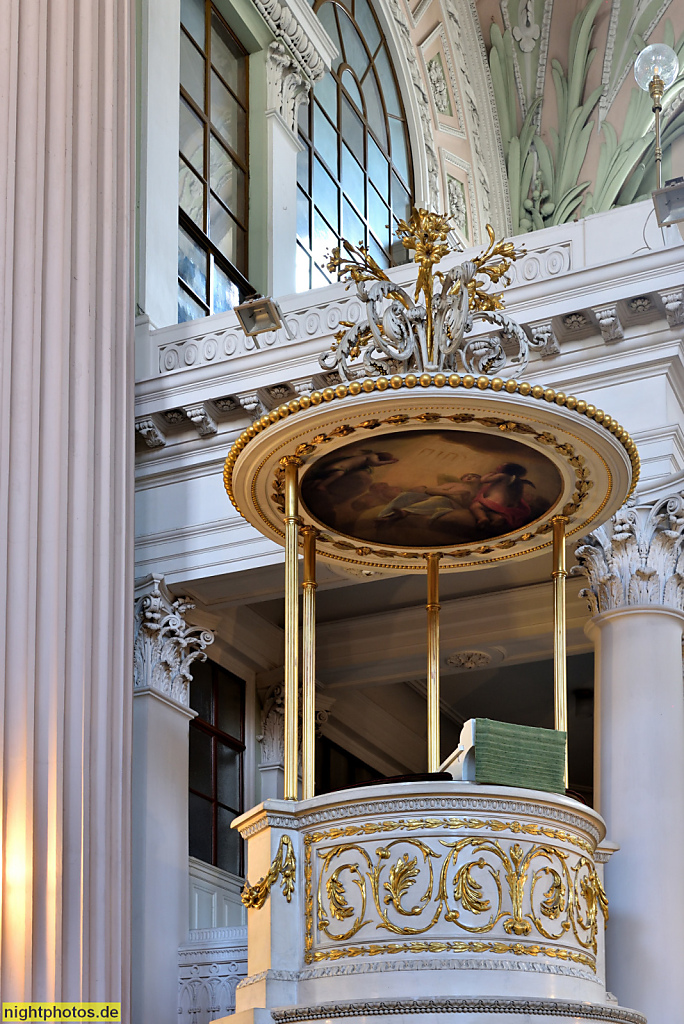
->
[241, 834, 296, 910]
[322, 208, 530, 381]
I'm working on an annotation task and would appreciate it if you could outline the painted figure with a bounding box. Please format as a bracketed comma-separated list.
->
[469, 462, 536, 530]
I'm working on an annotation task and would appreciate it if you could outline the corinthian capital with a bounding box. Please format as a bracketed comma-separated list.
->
[574, 494, 684, 615]
[134, 574, 214, 706]
[266, 42, 311, 134]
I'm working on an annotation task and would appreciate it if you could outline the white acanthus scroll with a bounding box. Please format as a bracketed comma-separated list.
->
[133, 574, 214, 706]
[574, 493, 684, 614]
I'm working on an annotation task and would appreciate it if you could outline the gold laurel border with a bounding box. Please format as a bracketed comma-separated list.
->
[306, 938, 596, 971]
[224, 375, 639, 557]
[303, 816, 596, 856]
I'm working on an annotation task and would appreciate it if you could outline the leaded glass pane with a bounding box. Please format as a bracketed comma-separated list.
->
[341, 145, 364, 214]
[389, 117, 409, 183]
[317, 2, 342, 69]
[314, 103, 338, 174]
[213, 262, 240, 313]
[354, 0, 381, 56]
[180, 98, 204, 171]
[368, 135, 389, 200]
[314, 72, 337, 114]
[189, 729, 212, 795]
[211, 70, 246, 156]
[178, 284, 206, 323]
[297, 186, 311, 244]
[180, 32, 205, 108]
[341, 68, 363, 113]
[209, 196, 241, 263]
[296, 244, 312, 290]
[343, 197, 365, 246]
[364, 71, 386, 146]
[337, 6, 369, 79]
[179, 158, 204, 226]
[312, 208, 337, 265]
[211, 11, 246, 99]
[178, 225, 207, 299]
[341, 95, 364, 154]
[181, 0, 205, 48]
[297, 146, 310, 190]
[375, 46, 402, 117]
[210, 136, 245, 222]
[313, 157, 339, 229]
[216, 807, 240, 874]
[368, 184, 390, 248]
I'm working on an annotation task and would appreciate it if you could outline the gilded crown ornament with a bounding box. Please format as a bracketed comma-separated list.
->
[321, 209, 533, 381]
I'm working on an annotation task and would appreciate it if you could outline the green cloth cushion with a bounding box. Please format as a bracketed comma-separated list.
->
[473, 718, 566, 795]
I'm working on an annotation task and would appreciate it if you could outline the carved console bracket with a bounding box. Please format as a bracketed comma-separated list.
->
[134, 574, 214, 706]
[528, 319, 560, 358]
[266, 41, 311, 134]
[574, 493, 684, 614]
[659, 288, 684, 328]
[593, 304, 625, 344]
[135, 414, 167, 449]
[242, 834, 296, 909]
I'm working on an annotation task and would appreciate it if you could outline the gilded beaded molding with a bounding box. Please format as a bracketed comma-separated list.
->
[224, 373, 639, 516]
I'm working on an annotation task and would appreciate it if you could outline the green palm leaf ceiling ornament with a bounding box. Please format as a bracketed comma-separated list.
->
[487, 0, 684, 231]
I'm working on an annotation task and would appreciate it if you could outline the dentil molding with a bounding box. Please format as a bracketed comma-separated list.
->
[134, 574, 214, 706]
[574, 493, 684, 614]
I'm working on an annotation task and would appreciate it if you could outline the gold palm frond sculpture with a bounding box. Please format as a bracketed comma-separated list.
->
[323, 209, 532, 380]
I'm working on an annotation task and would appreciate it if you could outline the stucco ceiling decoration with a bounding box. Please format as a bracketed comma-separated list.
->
[481, 0, 684, 232]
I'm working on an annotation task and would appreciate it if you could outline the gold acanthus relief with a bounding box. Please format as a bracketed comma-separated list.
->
[308, 836, 607, 961]
[241, 834, 296, 910]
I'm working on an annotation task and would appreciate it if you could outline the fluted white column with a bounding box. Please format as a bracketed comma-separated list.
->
[132, 576, 213, 1024]
[576, 495, 684, 1024]
[0, 0, 133, 1005]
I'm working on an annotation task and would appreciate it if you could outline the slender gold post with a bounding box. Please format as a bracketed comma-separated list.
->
[649, 74, 665, 189]
[282, 456, 302, 800]
[426, 552, 442, 773]
[301, 525, 318, 801]
[552, 515, 569, 790]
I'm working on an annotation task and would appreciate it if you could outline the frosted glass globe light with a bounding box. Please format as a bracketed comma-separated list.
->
[634, 43, 679, 90]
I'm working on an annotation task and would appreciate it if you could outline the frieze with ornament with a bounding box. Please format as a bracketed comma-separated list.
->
[303, 829, 606, 967]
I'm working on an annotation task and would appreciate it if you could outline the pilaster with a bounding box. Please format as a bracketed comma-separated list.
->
[131, 575, 214, 1024]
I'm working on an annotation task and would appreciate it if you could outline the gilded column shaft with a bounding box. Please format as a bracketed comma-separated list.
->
[283, 458, 302, 800]
[552, 516, 568, 788]
[426, 553, 441, 773]
[301, 526, 318, 801]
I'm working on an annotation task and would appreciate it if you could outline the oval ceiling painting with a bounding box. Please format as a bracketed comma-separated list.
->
[300, 429, 564, 548]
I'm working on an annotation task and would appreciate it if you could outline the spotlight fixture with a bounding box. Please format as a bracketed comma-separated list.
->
[634, 43, 680, 190]
[235, 295, 294, 343]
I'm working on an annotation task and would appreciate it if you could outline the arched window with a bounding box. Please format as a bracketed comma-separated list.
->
[296, 0, 414, 290]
